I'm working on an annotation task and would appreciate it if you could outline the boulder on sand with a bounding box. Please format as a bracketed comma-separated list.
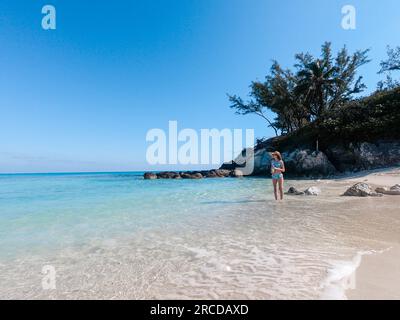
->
[286, 187, 305, 195]
[343, 182, 382, 197]
[304, 186, 321, 196]
[376, 184, 400, 195]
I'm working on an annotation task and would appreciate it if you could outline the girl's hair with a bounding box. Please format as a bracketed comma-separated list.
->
[271, 151, 282, 161]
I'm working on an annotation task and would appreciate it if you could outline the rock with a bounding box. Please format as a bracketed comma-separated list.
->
[202, 170, 218, 178]
[144, 172, 157, 180]
[376, 184, 400, 195]
[180, 172, 203, 179]
[391, 184, 400, 191]
[157, 172, 181, 179]
[283, 149, 337, 178]
[148, 169, 232, 180]
[375, 187, 389, 194]
[286, 186, 305, 195]
[222, 137, 400, 178]
[326, 141, 400, 172]
[304, 186, 321, 196]
[343, 182, 371, 197]
[343, 183, 382, 197]
[191, 173, 203, 179]
[231, 169, 244, 178]
[213, 169, 231, 177]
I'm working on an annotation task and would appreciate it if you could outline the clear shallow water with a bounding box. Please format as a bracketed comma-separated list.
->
[0, 172, 273, 259]
[0, 172, 398, 299]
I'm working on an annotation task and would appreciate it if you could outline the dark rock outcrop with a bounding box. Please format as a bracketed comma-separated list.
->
[326, 141, 400, 172]
[143, 169, 237, 180]
[283, 149, 337, 178]
[219, 138, 400, 178]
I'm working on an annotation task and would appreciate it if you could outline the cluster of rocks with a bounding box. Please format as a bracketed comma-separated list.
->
[286, 183, 400, 197]
[326, 141, 400, 172]
[286, 186, 321, 196]
[283, 150, 337, 178]
[342, 182, 400, 197]
[342, 182, 382, 197]
[221, 139, 400, 178]
[144, 169, 244, 180]
[375, 184, 400, 195]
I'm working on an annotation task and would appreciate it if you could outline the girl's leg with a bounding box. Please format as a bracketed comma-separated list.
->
[272, 179, 278, 200]
[278, 177, 284, 200]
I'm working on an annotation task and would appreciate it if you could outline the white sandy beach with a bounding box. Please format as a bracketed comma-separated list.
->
[334, 168, 400, 300]
[308, 167, 400, 300]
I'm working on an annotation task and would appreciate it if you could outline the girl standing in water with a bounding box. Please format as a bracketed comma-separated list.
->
[270, 151, 285, 200]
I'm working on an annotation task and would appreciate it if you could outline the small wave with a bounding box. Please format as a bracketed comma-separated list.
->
[319, 248, 391, 300]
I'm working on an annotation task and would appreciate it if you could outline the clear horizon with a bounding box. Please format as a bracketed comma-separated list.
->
[1, 0, 400, 173]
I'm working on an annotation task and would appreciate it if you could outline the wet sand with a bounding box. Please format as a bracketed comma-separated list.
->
[320, 167, 400, 300]
[333, 167, 400, 300]
[347, 245, 400, 300]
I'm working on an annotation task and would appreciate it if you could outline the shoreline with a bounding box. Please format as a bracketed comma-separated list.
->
[346, 246, 400, 300]
[317, 167, 400, 300]
[321, 250, 369, 300]
[1, 166, 399, 299]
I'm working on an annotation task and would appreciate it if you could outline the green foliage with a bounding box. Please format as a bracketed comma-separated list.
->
[378, 46, 400, 90]
[273, 87, 400, 151]
[229, 42, 370, 135]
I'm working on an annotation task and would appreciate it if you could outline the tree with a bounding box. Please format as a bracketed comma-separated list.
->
[229, 42, 370, 135]
[229, 61, 309, 136]
[378, 46, 400, 90]
[295, 42, 370, 119]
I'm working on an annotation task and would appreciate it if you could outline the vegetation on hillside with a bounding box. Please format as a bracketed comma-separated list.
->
[229, 43, 400, 152]
[378, 46, 400, 90]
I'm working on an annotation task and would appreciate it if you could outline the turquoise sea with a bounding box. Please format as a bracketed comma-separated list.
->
[0, 172, 396, 299]
[0, 172, 272, 260]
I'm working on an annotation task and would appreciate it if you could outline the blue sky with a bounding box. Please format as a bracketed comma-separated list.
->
[0, 0, 399, 173]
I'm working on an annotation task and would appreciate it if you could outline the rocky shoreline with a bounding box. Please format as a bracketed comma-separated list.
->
[144, 169, 245, 180]
[144, 168, 400, 199]
[220, 139, 400, 178]
[144, 138, 400, 180]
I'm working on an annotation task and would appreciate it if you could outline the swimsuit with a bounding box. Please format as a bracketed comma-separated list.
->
[271, 160, 283, 180]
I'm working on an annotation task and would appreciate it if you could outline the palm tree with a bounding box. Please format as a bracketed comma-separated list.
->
[295, 59, 339, 120]
[294, 43, 369, 121]
[229, 42, 370, 134]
